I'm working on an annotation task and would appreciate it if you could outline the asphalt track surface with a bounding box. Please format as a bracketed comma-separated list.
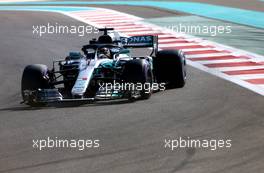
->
[0, 9, 264, 173]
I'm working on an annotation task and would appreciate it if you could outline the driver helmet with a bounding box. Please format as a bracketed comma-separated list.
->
[98, 47, 111, 59]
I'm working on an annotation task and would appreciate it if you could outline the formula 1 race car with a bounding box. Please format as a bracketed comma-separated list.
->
[21, 28, 186, 106]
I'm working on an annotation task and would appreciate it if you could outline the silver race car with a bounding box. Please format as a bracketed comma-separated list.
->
[21, 28, 186, 106]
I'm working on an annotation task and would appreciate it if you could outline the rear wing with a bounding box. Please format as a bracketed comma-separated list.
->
[120, 35, 158, 55]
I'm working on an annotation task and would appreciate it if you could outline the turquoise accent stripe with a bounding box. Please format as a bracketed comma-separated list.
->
[0, 1, 263, 29]
[0, 6, 94, 12]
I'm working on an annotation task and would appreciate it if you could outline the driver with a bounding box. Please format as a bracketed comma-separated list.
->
[98, 47, 111, 59]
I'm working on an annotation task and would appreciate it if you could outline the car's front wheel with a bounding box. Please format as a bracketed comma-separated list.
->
[21, 64, 51, 106]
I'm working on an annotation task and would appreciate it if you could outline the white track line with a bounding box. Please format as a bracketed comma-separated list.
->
[181, 48, 215, 52]
[156, 34, 177, 38]
[216, 66, 264, 72]
[111, 25, 146, 29]
[116, 28, 154, 32]
[258, 85, 264, 88]
[197, 59, 251, 64]
[159, 43, 200, 47]
[121, 30, 163, 35]
[88, 17, 135, 22]
[94, 20, 138, 24]
[158, 38, 196, 43]
[236, 74, 264, 80]
[186, 53, 232, 59]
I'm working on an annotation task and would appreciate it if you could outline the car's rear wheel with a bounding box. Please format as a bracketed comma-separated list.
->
[153, 50, 186, 88]
[122, 59, 153, 100]
[21, 64, 51, 106]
